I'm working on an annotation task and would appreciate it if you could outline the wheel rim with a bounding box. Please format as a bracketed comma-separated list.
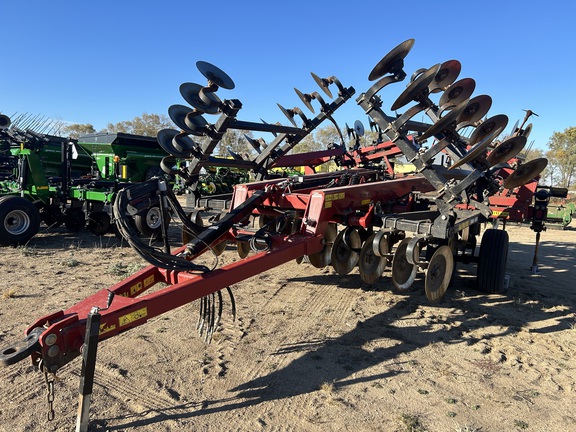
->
[145, 207, 162, 230]
[4, 209, 31, 236]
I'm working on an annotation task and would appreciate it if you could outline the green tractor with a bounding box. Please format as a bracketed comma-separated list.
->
[0, 124, 172, 246]
[77, 132, 170, 182]
[546, 201, 575, 229]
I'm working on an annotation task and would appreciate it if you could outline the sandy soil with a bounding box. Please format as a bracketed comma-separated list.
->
[0, 219, 575, 432]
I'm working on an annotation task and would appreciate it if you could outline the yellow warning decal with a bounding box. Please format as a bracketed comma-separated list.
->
[119, 307, 148, 327]
[324, 192, 345, 208]
[325, 192, 345, 202]
[99, 322, 117, 336]
[127, 275, 155, 297]
[361, 199, 371, 206]
[492, 210, 509, 218]
[143, 275, 155, 288]
[37, 186, 49, 190]
[129, 282, 142, 296]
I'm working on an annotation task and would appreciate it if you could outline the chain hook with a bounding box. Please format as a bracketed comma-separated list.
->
[42, 366, 56, 421]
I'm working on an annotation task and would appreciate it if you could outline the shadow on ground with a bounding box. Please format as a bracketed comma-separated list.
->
[94, 230, 576, 430]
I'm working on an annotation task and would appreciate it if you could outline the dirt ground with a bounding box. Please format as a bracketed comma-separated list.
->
[0, 217, 575, 432]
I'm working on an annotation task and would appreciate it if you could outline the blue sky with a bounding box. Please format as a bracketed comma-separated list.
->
[1, 1, 574, 152]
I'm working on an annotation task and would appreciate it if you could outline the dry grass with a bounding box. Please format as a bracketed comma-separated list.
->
[319, 381, 335, 395]
[467, 358, 502, 377]
[2, 288, 17, 299]
[399, 413, 425, 432]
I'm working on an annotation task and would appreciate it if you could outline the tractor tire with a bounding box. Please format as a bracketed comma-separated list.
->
[0, 196, 41, 246]
[40, 208, 62, 228]
[87, 211, 112, 236]
[477, 228, 509, 293]
[64, 208, 86, 232]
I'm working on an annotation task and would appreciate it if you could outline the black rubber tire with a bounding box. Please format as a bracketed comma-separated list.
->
[87, 211, 112, 236]
[64, 208, 86, 232]
[477, 228, 509, 293]
[0, 196, 41, 246]
[182, 210, 203, 244]
[40, 208, 62, 228]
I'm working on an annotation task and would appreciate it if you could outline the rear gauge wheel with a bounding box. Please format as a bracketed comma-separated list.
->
[0, 196, 41, 246]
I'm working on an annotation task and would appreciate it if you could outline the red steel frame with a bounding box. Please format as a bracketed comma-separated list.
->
[488, 166, 539, 222]
[25, 169, 434, 374]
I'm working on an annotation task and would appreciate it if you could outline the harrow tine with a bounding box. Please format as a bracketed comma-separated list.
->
[204, 294, 212, 341]
[203, 295, 211, 342]
[214, 290, 224, 332]
[197, 289, 229, 344]
[40, 119, 56, 135]
[13, 113, 27, 129]
[204, 295, 210, 336]
[8, 112, 20, 127]
[49, 121, 62, 136]
[226, 286, 236, 322]
[18, 113, 34, 130]
[27, 114, 43, 131]
[197, 296, 206, 335]
[206, 292, 216, 343]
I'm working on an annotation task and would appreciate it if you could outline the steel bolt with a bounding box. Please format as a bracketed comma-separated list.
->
[47, 345, 60, 358]
[44, 333, 57, 346]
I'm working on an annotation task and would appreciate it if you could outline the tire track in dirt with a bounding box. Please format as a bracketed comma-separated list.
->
[222, 271, 363, 430]
[92, 364, 185, 414]
[0, 364, 45, 405]
[236, 275, 359, 385]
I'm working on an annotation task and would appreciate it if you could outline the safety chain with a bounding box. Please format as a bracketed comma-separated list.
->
[42, 368, 56, 421]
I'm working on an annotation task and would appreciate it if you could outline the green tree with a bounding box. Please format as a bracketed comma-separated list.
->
[61, 123, 96, 139]
[216, 129, 256, 159]
[316, 124, 345, 149]
[546, 127, 576, 188]
[363, 129, 381, 146]
[292, 132, 321, 153]
[523, 147, 553, 185]
[104, 113, 174, 137]
[291, 124, 346, 154]
[524, 146, 544, 162]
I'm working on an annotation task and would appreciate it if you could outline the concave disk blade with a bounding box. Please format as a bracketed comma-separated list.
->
[331, 227, 361, 275]
[425, 245, 454, 302]
[503, 158, 548, 189]
[368, 38, 415, 81]
[358, 233, 388, 285]
[392, 237, 418, 291]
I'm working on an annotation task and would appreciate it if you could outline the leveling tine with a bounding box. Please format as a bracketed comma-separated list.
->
[25, 115, 39, 131]
[226, 287, 236, 322]
[214, 290, 224, 333]
[16, 113, 34, 129]
[206, 292, 217, 343]
[197, 295, 207, 335]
